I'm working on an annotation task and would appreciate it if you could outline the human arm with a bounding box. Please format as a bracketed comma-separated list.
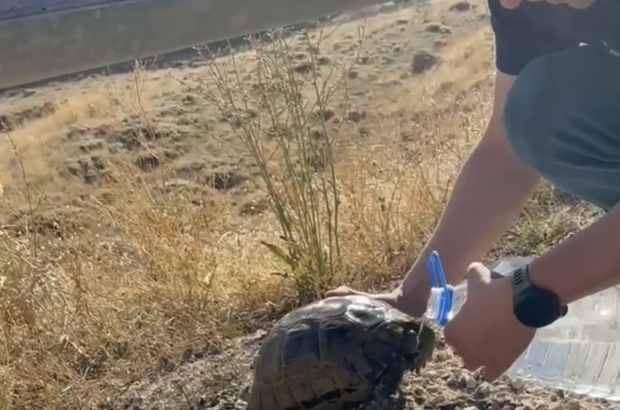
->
[487, 0, 614, 305]
[529, 204, 620, 305]
[395, 0, 570, 315]
[396, 71, 541, 315]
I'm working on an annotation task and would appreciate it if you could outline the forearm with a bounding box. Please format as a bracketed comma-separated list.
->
[529, 202, 620, 305]
[401, 131, 540, 296]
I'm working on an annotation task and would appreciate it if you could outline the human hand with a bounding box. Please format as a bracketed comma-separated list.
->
[500, 0, 596, 9]
[324, 285, 430, 318]
[443, 262, 536, 381]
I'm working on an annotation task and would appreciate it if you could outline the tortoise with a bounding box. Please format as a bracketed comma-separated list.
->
[247, 294, 436, 410]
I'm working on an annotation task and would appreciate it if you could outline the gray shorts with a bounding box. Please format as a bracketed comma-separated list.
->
[502, 43, 620, 212]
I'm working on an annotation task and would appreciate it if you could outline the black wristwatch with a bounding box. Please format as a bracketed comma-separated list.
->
[511, 264, 568, 328]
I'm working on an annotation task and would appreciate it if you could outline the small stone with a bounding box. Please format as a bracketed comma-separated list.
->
[461, 371, 477, 389]
[434, 350, 449, 362]
[203, 171, 248, 191]
[429, 394, 446, 405]
[492, 391, 513, 404]
[134, 153, 160, 171]
[313, 108, 336, 122]
[346, 110, 366, 123]
[446, 374, 459, 388]
[411, 51, 438, 74]
[426, 23, 452, 34]
[567, 400, 581, 410]
[316, 56, 330, 66]
[449, 1, 472, 11]
[425, 370, 437, 378]
[294, 61, 313, 74]
[520, 400, 536, 410]
[476, 381, 492, 396]
[509, 378, 525, 390]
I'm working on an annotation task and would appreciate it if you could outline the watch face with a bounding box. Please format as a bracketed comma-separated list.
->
[511, 264, 565, 329]
[514, 290, 562, 328]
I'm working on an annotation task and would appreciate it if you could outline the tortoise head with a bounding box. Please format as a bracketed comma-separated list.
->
[403, 320, 436, 372]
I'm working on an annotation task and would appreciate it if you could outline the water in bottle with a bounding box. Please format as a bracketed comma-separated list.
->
[424, 251, 620, 400]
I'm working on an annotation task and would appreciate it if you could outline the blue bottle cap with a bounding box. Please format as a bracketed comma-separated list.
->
[426, 251, 454, 327]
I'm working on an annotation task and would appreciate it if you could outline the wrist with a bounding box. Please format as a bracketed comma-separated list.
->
[394, 277, 432, 318]
[527, 253, 579, 306]
[511, 262, 568, 328]
[525, 203, 620, 305]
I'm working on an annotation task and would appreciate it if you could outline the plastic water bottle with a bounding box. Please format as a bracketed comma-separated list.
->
[424, 251, 620, 400]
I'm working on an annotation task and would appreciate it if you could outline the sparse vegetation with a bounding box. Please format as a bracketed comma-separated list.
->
[0, 1, 601, 409]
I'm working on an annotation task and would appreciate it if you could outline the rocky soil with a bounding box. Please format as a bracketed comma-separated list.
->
[106, 328, 620, 410]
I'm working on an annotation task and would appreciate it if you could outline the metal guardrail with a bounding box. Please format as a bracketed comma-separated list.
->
[0, 0, 395, 90]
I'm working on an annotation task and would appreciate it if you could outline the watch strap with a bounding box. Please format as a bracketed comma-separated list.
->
[512, 263, 532, 295]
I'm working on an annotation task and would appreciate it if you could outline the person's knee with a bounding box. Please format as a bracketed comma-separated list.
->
[502, 45, 620, 171]
[500, 45, 620, 210]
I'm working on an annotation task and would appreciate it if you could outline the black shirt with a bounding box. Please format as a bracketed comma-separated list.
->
[489, 0, 620, 75]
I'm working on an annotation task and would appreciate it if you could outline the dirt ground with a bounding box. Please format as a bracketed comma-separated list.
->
[107, 329, 620, 410]
[0, 0, 611, 409]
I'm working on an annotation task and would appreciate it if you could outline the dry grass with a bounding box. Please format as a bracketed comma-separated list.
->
[0, 9, 599, 410]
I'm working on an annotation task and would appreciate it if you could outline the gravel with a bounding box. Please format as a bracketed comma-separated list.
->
[106, 329, 620, 410]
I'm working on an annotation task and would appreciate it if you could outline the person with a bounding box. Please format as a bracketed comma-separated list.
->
[326, 0, 620, 381]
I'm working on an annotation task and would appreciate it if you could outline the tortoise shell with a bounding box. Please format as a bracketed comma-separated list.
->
[247, 295, 436, 410]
